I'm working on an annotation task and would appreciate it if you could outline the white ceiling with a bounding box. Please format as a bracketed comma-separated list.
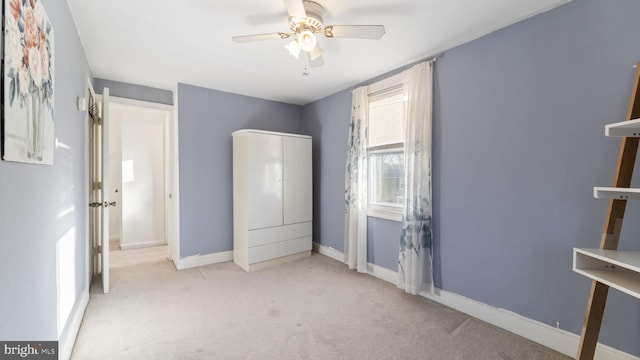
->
[66, 0, 571, 106]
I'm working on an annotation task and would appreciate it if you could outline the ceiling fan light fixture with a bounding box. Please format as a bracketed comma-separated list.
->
[298, 30, 317, 52]
[232, 0, 386, 69]
[309, 44, 323, 61]
[285, 40, 301, 59]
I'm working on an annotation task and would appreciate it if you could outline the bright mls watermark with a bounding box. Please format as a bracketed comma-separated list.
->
[0, 342, 57, 359]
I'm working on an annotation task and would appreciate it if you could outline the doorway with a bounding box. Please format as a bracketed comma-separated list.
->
[87, 90, 177, 294]
[107, 100, 171, 251]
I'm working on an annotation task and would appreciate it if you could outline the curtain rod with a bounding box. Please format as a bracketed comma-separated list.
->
[418, 52, 443, 64]
[424, 53, 441, 63]
[352, 53, 443, 92]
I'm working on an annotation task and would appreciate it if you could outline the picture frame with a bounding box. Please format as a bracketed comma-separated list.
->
[2, 0, 54, 165]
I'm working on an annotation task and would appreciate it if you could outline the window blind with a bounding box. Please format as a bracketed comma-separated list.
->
[368, 90, 405, 149]
[367, 72, 405, 149]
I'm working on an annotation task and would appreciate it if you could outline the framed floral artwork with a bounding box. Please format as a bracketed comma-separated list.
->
[2, 0, 54, 165]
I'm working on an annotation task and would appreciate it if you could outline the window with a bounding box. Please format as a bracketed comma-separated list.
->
[367, 74, 405, 221]
[370, 149, 404, 205]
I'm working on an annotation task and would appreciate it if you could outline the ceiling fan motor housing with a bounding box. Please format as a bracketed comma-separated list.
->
[289, 1, 324, 33]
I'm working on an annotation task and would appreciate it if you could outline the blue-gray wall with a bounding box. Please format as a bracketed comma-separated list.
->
[0, 0, 92, 342]
[301, 90, 351, 256]
[435, 0, 640, 355]
[302, 0, 640, 356]
[177, 84, 303, 257]
[93, 78, 173, 105]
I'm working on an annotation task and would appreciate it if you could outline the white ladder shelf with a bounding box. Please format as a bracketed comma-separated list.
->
[573, 248, 640, 300]
[573, 187, 640, 301]
[593, 187, 640, 200]
[605, 118, 640, 137]
[574, 63, 640, 360]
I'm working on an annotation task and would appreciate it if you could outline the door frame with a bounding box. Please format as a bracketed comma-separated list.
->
[86, 92, 180, 284]
[108, 98, 171, 249]
[107, 95, 178, 261]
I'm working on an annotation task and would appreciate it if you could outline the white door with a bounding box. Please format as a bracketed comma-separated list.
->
[88, 87, 111, 293]
[247, 133, 283, 230]
[101, 88, 111, 294]
[283, 136, 312, 225]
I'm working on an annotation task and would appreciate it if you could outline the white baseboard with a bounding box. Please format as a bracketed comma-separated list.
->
[173, 250, 233, 270]
[420, 288, 638, 360]
[120, 240, 166, 250]
[312, 242, 638, 360]
[312, 242, 344, 262]
[58, 288, 89, 360]
[367, 262, 398, 285]
[172, 256, 182, 270]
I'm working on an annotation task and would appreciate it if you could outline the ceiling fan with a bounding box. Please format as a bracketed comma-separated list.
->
[232, 0, 386, 68]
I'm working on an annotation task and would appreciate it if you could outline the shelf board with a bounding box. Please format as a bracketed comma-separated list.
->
[573, 248, 640, 300]
[593, 186, 640, 200]
[605, 118, 640, 137]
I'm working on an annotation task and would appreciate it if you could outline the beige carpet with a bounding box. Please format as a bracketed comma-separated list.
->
[72, 247, 569, 360]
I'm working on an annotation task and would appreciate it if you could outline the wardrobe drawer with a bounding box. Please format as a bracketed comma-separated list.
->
[248, 236, 312, 264]
[248, 222, 312, 247]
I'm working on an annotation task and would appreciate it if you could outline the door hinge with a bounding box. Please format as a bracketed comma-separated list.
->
[90, 106, 102, 125]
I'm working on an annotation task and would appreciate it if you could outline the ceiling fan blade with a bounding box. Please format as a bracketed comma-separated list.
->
[323, 25, 386, 40]
[283, 0, 306, 18]
[232, 33, 289, 43]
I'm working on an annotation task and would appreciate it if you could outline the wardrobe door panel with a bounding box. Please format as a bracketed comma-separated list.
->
[283, 136, 312, 225]
[247, 133, 283, 230]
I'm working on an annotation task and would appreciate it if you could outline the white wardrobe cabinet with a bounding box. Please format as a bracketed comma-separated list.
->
[233, 129, 312, 271]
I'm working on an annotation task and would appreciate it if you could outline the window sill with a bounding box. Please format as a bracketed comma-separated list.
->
[367, 206, 403, 222]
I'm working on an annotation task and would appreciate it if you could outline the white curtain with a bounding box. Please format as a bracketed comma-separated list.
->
[344, 87, 369, 273]
[398, 61, 434, 295]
